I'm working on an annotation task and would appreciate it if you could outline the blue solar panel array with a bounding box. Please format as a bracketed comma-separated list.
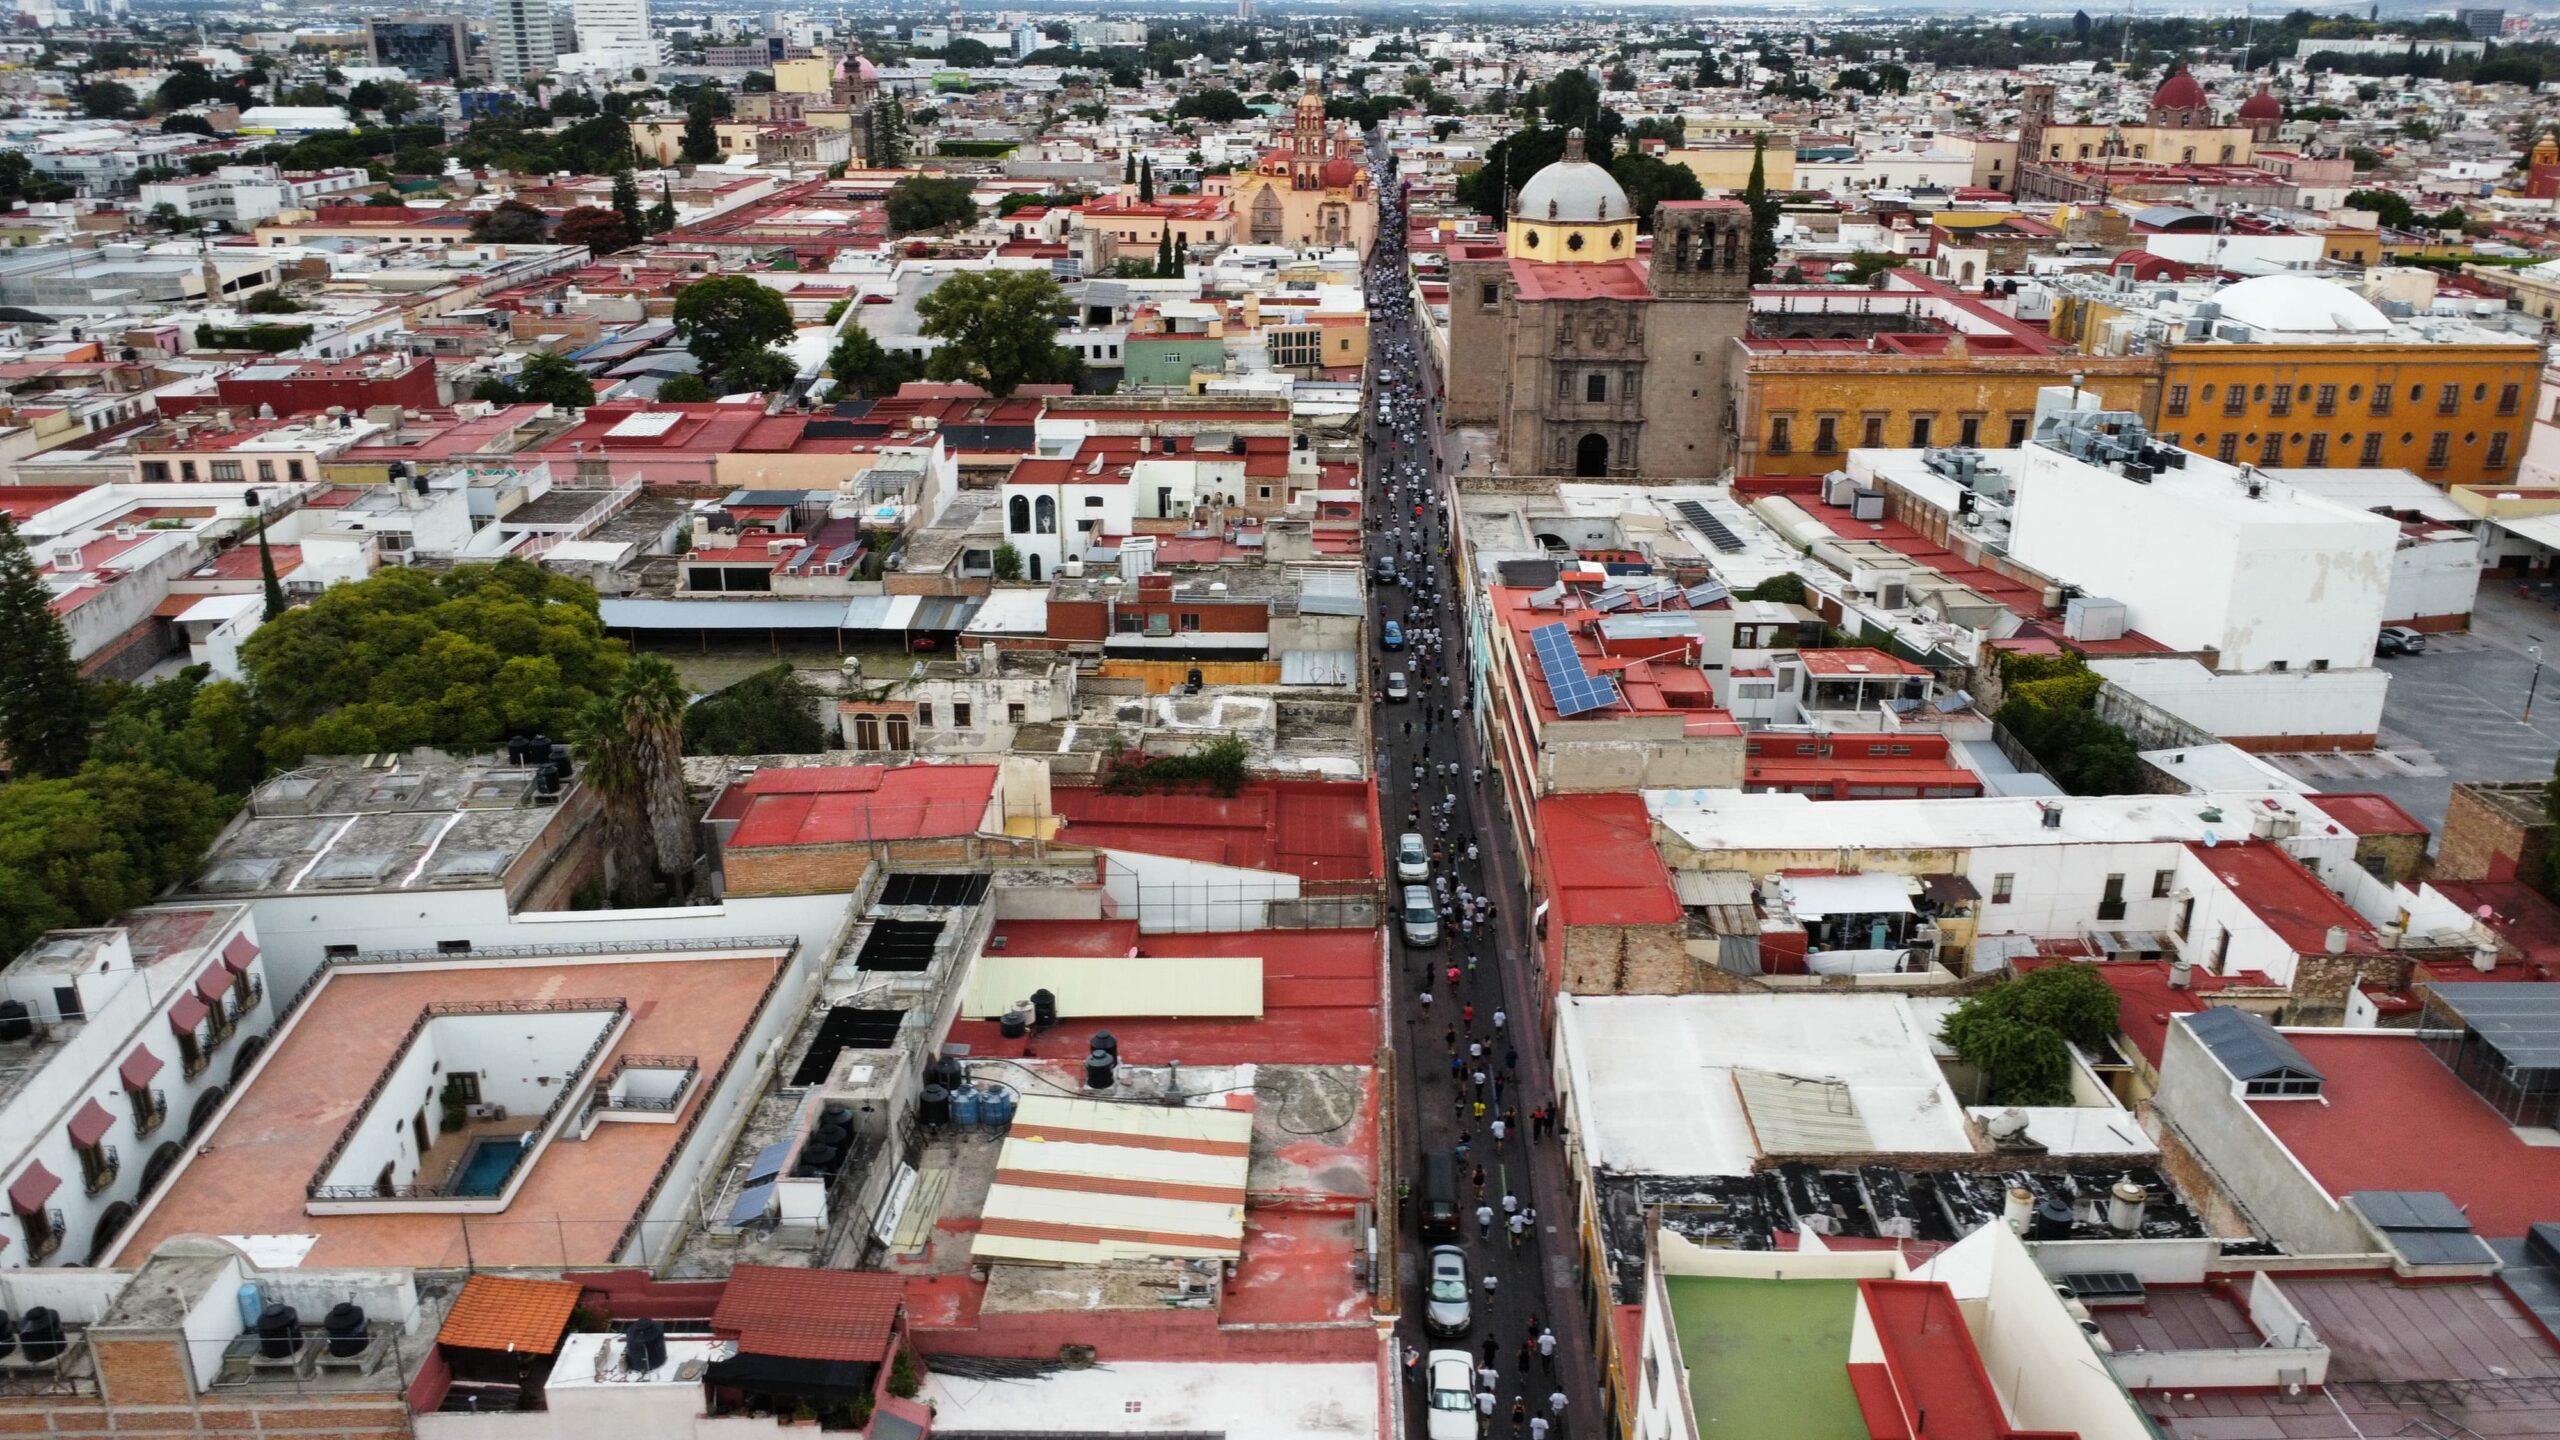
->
[1528, 622, 1623, 718]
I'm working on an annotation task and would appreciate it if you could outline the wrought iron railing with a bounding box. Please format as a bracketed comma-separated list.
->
[304, 998, 628, 1202]
[79, 1146, 118, 1197]
[592, 1055, 700, 1114]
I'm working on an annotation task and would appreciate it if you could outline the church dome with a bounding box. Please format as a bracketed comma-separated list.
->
[2151, 67, 2208, 114]
[2237, 83, 2281, 120]
[2214, 274, 2392, 335]
[1515, 129, 1629, 225]
[1322, 155, 1358, 188]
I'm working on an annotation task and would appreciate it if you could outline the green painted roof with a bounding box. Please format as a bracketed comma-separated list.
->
[1663, 1275, 1866, 1440]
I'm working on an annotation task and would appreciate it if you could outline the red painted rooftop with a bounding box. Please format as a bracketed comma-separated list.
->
[945, 922, 1380, 1067]
[1536, 793, 1682, 927]
[1510, 259, 1652, 302]
[1799, 647, 1930, 678]
[2021, 958, 2275, 1069]
[1853, 1279, 2072, 1440]
[1049, 780, 1381, 885]
[2252, 1029, 2560, 1239]
[711, 764, 997, 847]
[2184, 839, 2385, 957]
[2301, 791, 2430, 838]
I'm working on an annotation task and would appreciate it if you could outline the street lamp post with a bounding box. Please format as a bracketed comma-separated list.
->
[2526, 645, 2545, 727]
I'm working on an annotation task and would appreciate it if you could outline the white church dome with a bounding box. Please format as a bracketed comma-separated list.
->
[2212, 274, 2392, 336]
[1515, 129, 1630, 225]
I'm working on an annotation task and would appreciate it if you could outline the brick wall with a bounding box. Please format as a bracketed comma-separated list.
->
[0, 1334, 409, 1440]
[2435, 782, 2550, 883]
[1554, 922, 1692, 994]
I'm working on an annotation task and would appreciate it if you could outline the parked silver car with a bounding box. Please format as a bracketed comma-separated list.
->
[1425, 1245, 1471, 1336]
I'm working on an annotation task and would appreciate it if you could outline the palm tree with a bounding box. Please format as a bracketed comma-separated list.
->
[575, 656, 697, 904]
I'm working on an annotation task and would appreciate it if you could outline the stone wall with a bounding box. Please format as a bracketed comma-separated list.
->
[2432, 781, 2551, 884]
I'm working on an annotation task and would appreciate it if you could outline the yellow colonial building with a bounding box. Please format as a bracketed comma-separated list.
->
[1225, 88, 1377, 256]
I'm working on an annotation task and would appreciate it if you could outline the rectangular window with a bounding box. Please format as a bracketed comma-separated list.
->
[1958, 416, 1981, 447]
[2261, 432, 2285, 465]
[1146, 613, 1172, 636]
[179, 461, 198, 482]
[2218, 435, 2240, 464]
[2360, 432, 2384, 465]
[1991, 873, 2014, 904]
[2438, 383, 2461, 416]
[1179, 612, 1201, 631]
[1115, 611, 1141, 633]
[1480, 282, 1498, 307]
[256, 459, 276, 483]
[2490, 432, 2511, 469]
[2427, 431, 2451, 468]
[2499, 382, 2522, 417]
[2305, 433, 2328, 465]
[1910, 416, 1932, 446]
[1862, 415, 1885, 448]
[2267, 386, 2291, 418]
[1767, 416, 1791, 455]
[2007, 417, 2029, 446]
[2371, 385, 2393, 417]
[1814, 417, 1838, 454]
[1586, 373, 1607, 403]
[2223, 388, 2247, 417]
[210, 460, 243, 483]
[288, 461, 305, 482]
[2152, 869, 2175, 899]
[141, 461, 169, 482]
[950, 701, 971, 728]
[2166, 384, 2189, 417]
[2098, 873, 2127, 922]
[2315, 384, 2337, 416]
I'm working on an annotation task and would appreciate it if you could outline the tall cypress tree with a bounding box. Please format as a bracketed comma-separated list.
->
[611, 167, 647, 243]
[256, 520, 285, 622]
[0, 515, 90, 777]
[1742, 134, 1779, 284]
[1138, 157, 1154, 204]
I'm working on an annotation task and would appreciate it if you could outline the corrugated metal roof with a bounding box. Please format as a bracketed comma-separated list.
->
[1733, 1068, 1873, 1154]
[970, 1094, 1252, 1268]
[599, 598, 853, 631]
[2425, 984, 2560, 1069]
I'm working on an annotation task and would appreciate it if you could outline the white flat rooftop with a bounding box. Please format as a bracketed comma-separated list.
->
[923, 1363, 1377, 1440]
[1557, 993, 1974, 1177]
[1643, 787, 2336, 855]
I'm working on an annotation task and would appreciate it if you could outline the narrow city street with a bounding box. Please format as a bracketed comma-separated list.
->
[1363, 151, 1605, 1440]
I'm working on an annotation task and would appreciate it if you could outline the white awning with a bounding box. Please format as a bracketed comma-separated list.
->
[1778, 873, 1914, 918]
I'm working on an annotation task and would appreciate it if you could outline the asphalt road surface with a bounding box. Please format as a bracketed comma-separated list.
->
[1362, 149, 1605, 1440]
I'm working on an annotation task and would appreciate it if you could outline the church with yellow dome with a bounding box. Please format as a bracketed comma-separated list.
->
[1444, 128, 1752, 478]
[1224, 88, 1376, 256]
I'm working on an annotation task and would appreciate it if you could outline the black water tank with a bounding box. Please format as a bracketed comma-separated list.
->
[1090, 1031, 1117, 1058]
[814, 1119, 852, 1148]
[0, 1309, 18, 1360]
[997, 1008, 1028, 1039]
[322, 1303, 367, 1357]
[1030, 989, 1057, 1029]
[625, 1319, 667, 1373]
[0, 1002, 30, 1043]
[18, 1309, 61, 1363]
[822, 1102, 855, 1128]
[256, 1305, 301, 1359]
[2032, 1199, 2076, 1241]
[1085, 1049, 1117, 1091]
[796, 1143, 838, 1177]
[920, 1084, 950, 1126]
[548, 744, 574, 778]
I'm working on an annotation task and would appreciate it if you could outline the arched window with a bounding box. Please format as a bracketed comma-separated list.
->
[1034, 496, 1056, 534]
[1008, 495, 1030, 533]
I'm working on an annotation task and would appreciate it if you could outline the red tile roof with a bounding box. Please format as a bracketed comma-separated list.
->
[2183, 839, 2385, 956]
[438, 1274, 583, 1355]
[712, 1265, 902, 1363]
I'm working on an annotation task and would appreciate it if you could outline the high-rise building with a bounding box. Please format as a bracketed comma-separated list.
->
[489, 0, 557, 82]
[2456, 6, 2505, 38]
[571, 0, 661, 66]
[367, 15, 473, 82]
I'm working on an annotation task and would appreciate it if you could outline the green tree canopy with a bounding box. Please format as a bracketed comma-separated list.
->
[914, 270, 1080, 398]
[0, 764, 233, 958]
[2345, 187, 2416, 228]
[238, 559, 624, 766]
[681, 664, 827, 755]
[468, 198, 549, 243]
[1608, 150, 1704, 228]
[827, 324, 923, 398]
[884, 174, 979, 234]
[940, 36, 995, 65]
[681, 101, 722, 163]
[1743, 134, 1780, 282]
[1939, 964, 2123, 1105]
[671, 275, 796, 390]
[1993, 652, 2142, 794]
[0, 516, 93, 776]
[76, 79, 135, 117]
[655, 374, 713, 402]
[1171, 86, 1252, 122]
